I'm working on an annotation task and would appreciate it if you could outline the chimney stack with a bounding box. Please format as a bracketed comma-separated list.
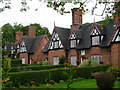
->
[15, 31, 23, 44]
[72, 8, 82, 28]
[28, 26, 36, 37]
[114, 2, 120, 24]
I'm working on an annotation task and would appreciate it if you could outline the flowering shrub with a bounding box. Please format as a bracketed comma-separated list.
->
[92, 72, 99, 78]
[107, 65, 120, 78]
[49, 80, 55, 85]
[29, 81, 35, 86]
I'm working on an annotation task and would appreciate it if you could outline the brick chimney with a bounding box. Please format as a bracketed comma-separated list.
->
[72, 8, 82, 28]
[114, 2, 120, 24]
[15, 31, 23, 44]
[28, 26, 36, 37]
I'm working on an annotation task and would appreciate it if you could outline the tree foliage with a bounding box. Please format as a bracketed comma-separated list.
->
[1, 23, 51, 46]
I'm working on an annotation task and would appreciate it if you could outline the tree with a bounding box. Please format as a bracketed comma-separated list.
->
[1, 1, 119, 26]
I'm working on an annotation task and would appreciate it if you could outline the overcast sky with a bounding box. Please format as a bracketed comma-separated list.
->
[0, 0, 109, 34]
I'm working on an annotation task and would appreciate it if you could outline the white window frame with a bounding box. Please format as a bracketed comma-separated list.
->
[53, 57, 59, 65]
[70, 40, 76, 48]
[54, 41, 58, 49]
[71, 56, 77, 66]
[22, 58, 25, 64]
[81, 50, 85, 55]
[91, 55, 102, 64]
[92, 36, 100, 45]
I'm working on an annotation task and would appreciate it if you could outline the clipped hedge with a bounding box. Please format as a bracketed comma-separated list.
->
[9, 65, 111, 87]
[10, 64, 65, 72]
[11, 59, 22, 67]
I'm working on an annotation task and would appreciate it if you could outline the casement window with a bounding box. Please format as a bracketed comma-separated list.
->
[54, 41, 59, 48]
[81, 50, 85, 55]
[4, 45, 7, 50]
[92, 36, 100, 45]
[11, 50, 14, 54]
[71, 56, 77, 66]
[20, 41, 27, 53]
[17, 45, 19, 48]
[22, 58, 25, 64]
[70, 40, 76, 48]
[91, 55, 102, 64]
[53, 57, 59, 65]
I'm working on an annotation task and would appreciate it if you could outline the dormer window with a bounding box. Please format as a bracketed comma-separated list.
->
[20, 41, 27, 53]
[69, 33, 77, 48]
[17, 45, 19, 48]
[112, 28, 120, 42]
[48, 31, 63, 49]
[92, 36, 100, 45]
[70, 40, 76, 48]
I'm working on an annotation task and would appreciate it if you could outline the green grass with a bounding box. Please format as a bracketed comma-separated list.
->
[21, 79, 120, 88]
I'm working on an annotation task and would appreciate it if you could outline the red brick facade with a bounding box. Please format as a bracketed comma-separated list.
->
[48, 49, 66, 65]
[15, 31, 23, 44]
[72, 8, 82, 28]
[20, 53, 28, 64]
[28, 26, 36, 37]
[29, 36, 48, 64]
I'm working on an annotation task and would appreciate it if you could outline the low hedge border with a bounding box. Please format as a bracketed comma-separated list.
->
[11, 59, 22, 67]
[9, 65, 111, 87]
[10, 64, 65, 72]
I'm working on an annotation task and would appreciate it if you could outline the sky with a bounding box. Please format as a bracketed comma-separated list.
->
[0, 0, 109, 34]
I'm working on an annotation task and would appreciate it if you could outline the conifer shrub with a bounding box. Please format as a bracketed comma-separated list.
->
[59, 56, 66, 64]
[96, 72, 115, 89]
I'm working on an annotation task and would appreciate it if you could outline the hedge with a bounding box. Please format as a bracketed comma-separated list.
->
[9, 65, 111, 87]
[10, 64, 65, 72]
[11, 59, 22, 67]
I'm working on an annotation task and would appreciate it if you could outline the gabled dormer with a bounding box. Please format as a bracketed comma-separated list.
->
[20, 41, 27, 53]
[90, 22, 102, 46]
[112, 28, 120, 42]
[48, 31, 63, 50]
[69, 31, 77, 48]
[16, 44, 20, 53]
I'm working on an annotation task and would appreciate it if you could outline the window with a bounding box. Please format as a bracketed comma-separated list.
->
[70, 40, 76, 48]
[81, 50, 85, 55]
[17, 45, 19, 48]
[17, 49, 19, 53]
[11, 50, 13, 54]
[22, 58, 25, 64]
[53, 57, 59, 65]
[91, 55, 102, 64]
[4, 45, 7, 50]
[71, 56, 77, 66]
[54, 41, 58, 48]
[42, 46, 45, 49]
[92, 36, 99, 45]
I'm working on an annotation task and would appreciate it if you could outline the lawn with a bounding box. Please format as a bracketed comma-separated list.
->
[22, 79, 120, 88]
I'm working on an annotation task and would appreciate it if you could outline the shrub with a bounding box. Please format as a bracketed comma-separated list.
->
[9, 65, 111, 87]
[59, 56, 66, 64]
[78, 59, 99, 67]
[11, 59, 22, 67]
[10, 64, 65, 72]
[96, 72, 115, 89]
[49, 80, 55, 85]
[107, 65, 120, 78]
[42, 61, 49, 65]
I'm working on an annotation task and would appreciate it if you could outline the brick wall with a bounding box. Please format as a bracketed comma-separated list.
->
[15, 31, 23, 44]
[111, 44, 120, 65]
[78, 47, 111, 65]
[72, 8, 82, 28]
[48, 49, 66, 65]
[20, 53, 28, 64]
[29, 36, 48, 64]
[68, 49, 77, 63]
[28, 26, 36, 37]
